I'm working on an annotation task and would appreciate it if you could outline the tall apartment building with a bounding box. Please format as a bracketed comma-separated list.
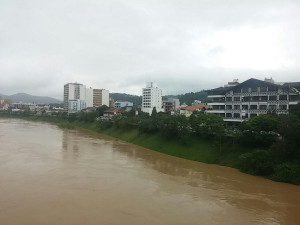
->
[93, 89, 109, 108]
[64, 83, 86, 113]
[64, 83, 109, 113]
[141, 82, 163, 115]
[206, 78, 300, 122]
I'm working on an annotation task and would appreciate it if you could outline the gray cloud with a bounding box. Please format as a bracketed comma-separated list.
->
[0, 0, 299, 100]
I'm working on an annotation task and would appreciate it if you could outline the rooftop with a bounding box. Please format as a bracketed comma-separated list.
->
[181, 105, 204, 111]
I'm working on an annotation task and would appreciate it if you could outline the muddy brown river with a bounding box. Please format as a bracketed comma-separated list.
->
[0, 119, 299, 225]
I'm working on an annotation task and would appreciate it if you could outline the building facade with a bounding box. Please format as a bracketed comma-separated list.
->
[180, 105, 205, 117]
[162, 98, 180, 112]
[0, 98, 11, 110]
[93, 89, 109, 108]
[68, 100, 86, 114]
[206, 78, 300, 122]
[109, 97, 115, 108]
[85, 87, 93, 108]
[103, 108, 126, 119]
[64, 83, 86, 113]
[114, 100, 133, 108]
[64, 83, 109, 113]
[141, 82, 163, 115]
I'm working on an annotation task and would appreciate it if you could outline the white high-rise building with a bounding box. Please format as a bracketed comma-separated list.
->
[141, 82, 163, 115]
[64, 83, 86, 113]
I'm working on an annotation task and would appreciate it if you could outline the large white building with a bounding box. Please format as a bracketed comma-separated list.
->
[64, 83, 86, 113]
[64, 83, 109, 113]
[206, 78, 300, 122]
[141, 82, 163, 115]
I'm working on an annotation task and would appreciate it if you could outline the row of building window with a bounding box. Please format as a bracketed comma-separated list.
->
[211, 104, 288, 110]
[212, 95, 291, 102]
[216, 112, 287, 119]
[233, 87, 276, 93]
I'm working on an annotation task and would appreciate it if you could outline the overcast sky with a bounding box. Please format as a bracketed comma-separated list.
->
[1, 0, 300, 100]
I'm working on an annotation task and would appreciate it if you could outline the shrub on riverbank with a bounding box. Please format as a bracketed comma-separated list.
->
[239, 150, 274, 176]
[270, 163, 300, 185]
[57, 122, 75, 129]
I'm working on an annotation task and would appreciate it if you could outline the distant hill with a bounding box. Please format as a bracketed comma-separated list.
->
[164, 90, 208, 105]
[0, 91, 207, 106]
[110, 93, 142, 105]
[111, 90, 208, 106]
[0, 93, 62, 104]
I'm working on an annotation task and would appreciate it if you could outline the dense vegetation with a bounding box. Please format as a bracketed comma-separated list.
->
[1, 103, 300, 185]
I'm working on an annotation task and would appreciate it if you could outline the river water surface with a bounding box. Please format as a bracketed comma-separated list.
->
[0, 119, 299, 225]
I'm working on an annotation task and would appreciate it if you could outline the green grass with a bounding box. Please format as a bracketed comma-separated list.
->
[99, 126, 300, 185]
[100, 126, 245, 167]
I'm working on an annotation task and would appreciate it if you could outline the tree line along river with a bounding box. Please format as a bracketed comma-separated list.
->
[0, 119, 299, 225]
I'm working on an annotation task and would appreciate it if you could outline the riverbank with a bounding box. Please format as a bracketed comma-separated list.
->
[0, 114, 244, 167]
[1, 114, 299, 185]
[100, 126, 246, 168]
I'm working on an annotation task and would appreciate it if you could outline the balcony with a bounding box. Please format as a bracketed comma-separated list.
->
[207, 95, 225, 98]
[206, 109, 225, 114]
[207, 102, 225, 105]
[224, 117, 243, 122]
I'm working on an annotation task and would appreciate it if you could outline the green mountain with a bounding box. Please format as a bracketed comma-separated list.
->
[110, 93, 142, 105]
[164, 90, 208, 105]
[110, 90, 208, 106]
[0, 93, 62, 104]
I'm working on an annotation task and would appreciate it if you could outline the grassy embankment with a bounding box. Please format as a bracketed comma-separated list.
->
[0, 114, 244, 168]
[101, 126, 250, 168]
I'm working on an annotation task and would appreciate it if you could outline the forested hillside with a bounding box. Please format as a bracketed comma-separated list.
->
[111, 90, 208, 106]
[164, 90, 208, 105]
[110, 93, 142, 105]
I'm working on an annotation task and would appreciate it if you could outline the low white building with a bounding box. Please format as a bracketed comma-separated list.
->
[11, 102, 37, 111]
[68, 99, 86, 114]
[115, 101, 133, 108]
